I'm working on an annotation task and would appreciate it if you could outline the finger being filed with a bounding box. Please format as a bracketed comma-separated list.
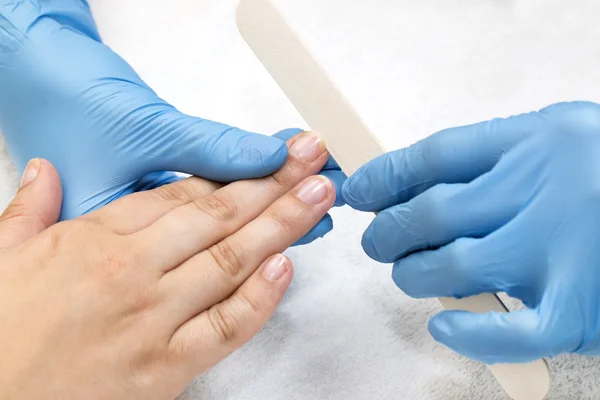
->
[342, 111, 544, 212]
[362, 175, 520, 264]
[0, 159, 62, 251]
[160, 175, 334, 320]
[168, 254, 293, 374]
[392, 233, 527, 301]
[87, 176, 222, 235]
[135, 132, 330, 268]
[274, 129, 346, 207]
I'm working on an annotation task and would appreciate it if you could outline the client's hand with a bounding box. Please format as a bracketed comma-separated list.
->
[0, 131, 334, 400]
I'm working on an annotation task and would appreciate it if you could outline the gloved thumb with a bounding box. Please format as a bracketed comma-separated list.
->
[0, 159, 62, 251]
[152, 112, 289, 182]
[428, 308, 575, 365]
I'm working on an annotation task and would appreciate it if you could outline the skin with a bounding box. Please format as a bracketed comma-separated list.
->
[0, 131, 334, 400]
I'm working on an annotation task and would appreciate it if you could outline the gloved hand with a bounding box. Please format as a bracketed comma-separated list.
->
[0, 1, 345, 245]
[343, 101, 600, 364]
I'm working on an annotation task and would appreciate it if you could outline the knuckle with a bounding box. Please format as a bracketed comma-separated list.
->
[188, 177, 223, 196]
[209, 240, 245, 278]
[38, 226, 64, 256]
[63, 222, 140, 278]
[130, 343, 169, 389]
[262, 165, 294, 192]
[153, 183, 195, 206]
[93, 243, 153, 309]
[121, 283, 158, 316]
[42, 220, 87, 253]
[131, 362, 162, 391]
[236, 292, 262, 315]
[193, 193, 238, 222]
[207, 305, 240, 343]
[266, 209, 297, 235]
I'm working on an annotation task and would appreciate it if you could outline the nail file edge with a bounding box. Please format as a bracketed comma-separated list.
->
[235, 1, 551, 399]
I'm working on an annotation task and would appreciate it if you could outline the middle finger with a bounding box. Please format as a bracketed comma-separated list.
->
[86, 176, 222, 234]
[133, 132, 329, 268]
[159, 174, 335, 321]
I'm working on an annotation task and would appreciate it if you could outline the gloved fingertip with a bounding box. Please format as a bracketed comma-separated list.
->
[428, 311, 462, 343]
[428, 310, 547, 364]
[342, 168, 390, 212]
[292, 214, 333, 247]
[169, 123, 290, 182]
[342, 173, 364, 209]
[320, 170, 347, 207]
[333, 196, 346, 208]
[361, 226, 381, 262]
[247, 133, 289, 174]
[310, 214, 334, 239]
[427, 311, 482, 358]
[214, 132, 288, 180]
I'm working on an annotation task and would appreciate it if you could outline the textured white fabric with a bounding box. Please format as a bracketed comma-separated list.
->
[2, 0, 600, 398]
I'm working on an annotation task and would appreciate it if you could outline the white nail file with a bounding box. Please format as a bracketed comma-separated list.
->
[236, 1, 551, 399]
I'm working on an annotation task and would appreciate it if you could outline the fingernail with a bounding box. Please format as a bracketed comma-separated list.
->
[20, 158, 41, 188]
[295, 176, 331, 205]
[261, 254, 289, 282]
[289, 132, 326, 162]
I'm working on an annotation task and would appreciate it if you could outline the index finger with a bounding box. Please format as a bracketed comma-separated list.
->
[342, 111, 543, 212]
[133, 131, 330, 268]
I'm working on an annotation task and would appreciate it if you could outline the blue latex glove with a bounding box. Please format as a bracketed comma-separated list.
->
[343, 101, 600, 364]
[0, 1, 345, 244]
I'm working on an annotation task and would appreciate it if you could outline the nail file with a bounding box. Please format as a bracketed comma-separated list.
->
[236, 1, 551, 399]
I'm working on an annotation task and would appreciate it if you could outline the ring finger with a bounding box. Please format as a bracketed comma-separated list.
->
[159, 175, 335, 322]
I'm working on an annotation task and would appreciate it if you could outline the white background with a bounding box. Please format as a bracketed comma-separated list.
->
[2, 0, 600, 398]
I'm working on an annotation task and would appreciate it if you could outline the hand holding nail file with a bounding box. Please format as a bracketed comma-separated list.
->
[236, 1, 551, 399]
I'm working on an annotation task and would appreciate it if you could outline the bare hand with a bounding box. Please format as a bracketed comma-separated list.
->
[0, 131, 334, 400]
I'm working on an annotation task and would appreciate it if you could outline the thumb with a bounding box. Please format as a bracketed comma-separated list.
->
[428, 307, 574, 365]
[0, 159, 62, 251]
[153, 112, 289, 182]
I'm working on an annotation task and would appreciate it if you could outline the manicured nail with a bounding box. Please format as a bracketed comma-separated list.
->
[261, 254, 289, 282]
[289, 132, 326, 162]
[20, 158, 41, 188]
[295, 176, 331, 205]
